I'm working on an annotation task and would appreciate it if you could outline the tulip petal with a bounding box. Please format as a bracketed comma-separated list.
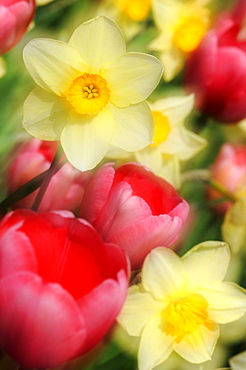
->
[199, 282, 246, 323]
[117, 285, 163, 337]
[61, 109, 114, 171]
[138, 314, 175, 370]
[23, 87, 68, 141]
[23, 39, 87, 95]
[0, 272, 86, 368]
[69, 16, 126, 73]
[182, 241, 230, 288]
[103, 53, 163, 106]
[142, 247, 188, 300]
[175, 324, 219, 363]
[108, 101, 154, 151]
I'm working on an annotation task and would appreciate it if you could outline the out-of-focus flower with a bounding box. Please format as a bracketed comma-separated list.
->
[36, 0, 55, 5]
[118, 241, 246, 370]
[0, 0, 35, 55]
[23, 16, 163, 171]
[185, 0, 246, 123]
[207, 143, 246, 214]
[80, 162, 189, 270]
[229, 350, 246, 370]
[150, 0, 210, 81]
[7, 138, 92, 213]
[0, 209, 129, 368]
[0, 57, 6, 77]
[107, 94, 207, 187]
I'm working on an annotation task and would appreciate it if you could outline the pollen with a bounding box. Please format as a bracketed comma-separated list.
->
[65, 73, 110, 115]
[174, 16, 207, 53]
[151, 111, 171, 146]
[162, 293, 213, 342]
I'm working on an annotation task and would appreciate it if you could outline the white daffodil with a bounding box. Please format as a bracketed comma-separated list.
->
[23, 16, 163, 171]
[118, 241, 246, 370]
[150, 0, 210, 81]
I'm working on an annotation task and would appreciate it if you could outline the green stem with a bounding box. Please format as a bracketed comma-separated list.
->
[209, 179, 237, 203]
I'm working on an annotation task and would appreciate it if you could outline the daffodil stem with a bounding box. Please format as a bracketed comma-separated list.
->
[209, 179, 237, 203]
[31, 149, 62, 212]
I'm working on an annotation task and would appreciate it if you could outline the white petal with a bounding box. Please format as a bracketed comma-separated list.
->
[138, 314, 175, 370]
[142, 247, 188, 301]
[150, 94, 194, 125]
[199, 282, 246, 323]
[108, 102, 154, 151]
[69, 16, 126, 73]
[60, 109, 114, 171]
[103, 53, 163, 106]
[182, 241, 230, 288]
[160, 49, 184, 82]
[135, 147, 163, 175]
[229, 351, 246, 370]
[23, 87, 68, 141]
[117, 285, 163, 337]
[152, 0, 179, 31]
[175, 324, 219, 363]
[23, 39, 87, 95]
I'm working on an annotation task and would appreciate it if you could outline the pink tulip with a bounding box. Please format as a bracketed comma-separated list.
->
[80, 163, 189, 270]
[0, 209, 129, 368]
[185, 0, 246, 123]
[207, 143, 246, 213]
[0, 0, 35, 55]
[8, 138, 92, 213]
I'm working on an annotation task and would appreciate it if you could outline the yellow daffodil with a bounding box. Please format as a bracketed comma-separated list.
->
[150, 0, 210, 81]
[23, 16, 163, 171]
[107, 94, 206, 187]
[118, 241, 246, 370]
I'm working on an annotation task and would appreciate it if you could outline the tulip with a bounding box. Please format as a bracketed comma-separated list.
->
[207, 143, 246, 214]
[0, 209, 129, 368]
[7, 138, 92, 213]
[185, 1, 246, 123]
[80, 163, 189, 270]
[0, 0, 35, 55]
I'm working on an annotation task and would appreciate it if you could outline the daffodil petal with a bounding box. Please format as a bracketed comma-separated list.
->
[135, 147, 163, 176]
[108, 102, 154, 151]
[23, 39, 87, 96]
[199, 282, 246, 323]
[69, 16, 126, 73]
[117, 285, 163, 336]
[182, 241, 230, 288]
[152, 0, 179, 31]
[160, 49, 184, 82]
[175, 324, 219, 363]
[23, 87, 68, 141]
[138, 314, 175, 370]
[158, 156, 181, 188]
[150, 95, 194, 125]
[142, 247, 188, 300]
[60, 109, 114, 171]
[229, 351, 246, 370]
[103, 53, 163, 107]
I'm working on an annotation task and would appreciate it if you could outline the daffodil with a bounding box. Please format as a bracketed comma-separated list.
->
[107, 94, 207, 187]
[117, 241, 246, 370]
[0, 57, 6, 78]
[23, 16, 163, 171]
[150, 0, 210, 81]
[229, 351, 246, 370]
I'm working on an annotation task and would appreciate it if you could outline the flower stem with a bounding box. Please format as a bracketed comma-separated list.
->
[31, 148, 62, 212]
[209, 179, 237, 203]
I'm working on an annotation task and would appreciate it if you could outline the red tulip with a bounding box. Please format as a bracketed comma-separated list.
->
[80, 163, 189, 270]
[185, 1, 246, 123]
[0, 0, 35, 55]
[8, 138, 92, 213]
[0, 209, 129, 368]
[207, 143, 246, 213]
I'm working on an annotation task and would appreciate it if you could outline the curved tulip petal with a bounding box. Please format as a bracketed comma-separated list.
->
[175, 324, 219, 363]
[117, 285, 164, 337]
[23, 39, 88, 95]
[138, 314, 175, 370]
[61, 109, 114, 171]
[108, 101, 154, 151]
[182, 241, 230, 288]
[104, 53, 163, 107]
[0, 272, 87, 368]
[69, 16, 126, 73]
[23, 87, 69, 141]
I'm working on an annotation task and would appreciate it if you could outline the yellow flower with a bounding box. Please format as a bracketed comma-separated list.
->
[23, 16, 163, 171]
[150, 0, 210, 81]
[107, 94, 207, 187]
[117, 242, 246, 370]
[0, 57, 6, 78]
